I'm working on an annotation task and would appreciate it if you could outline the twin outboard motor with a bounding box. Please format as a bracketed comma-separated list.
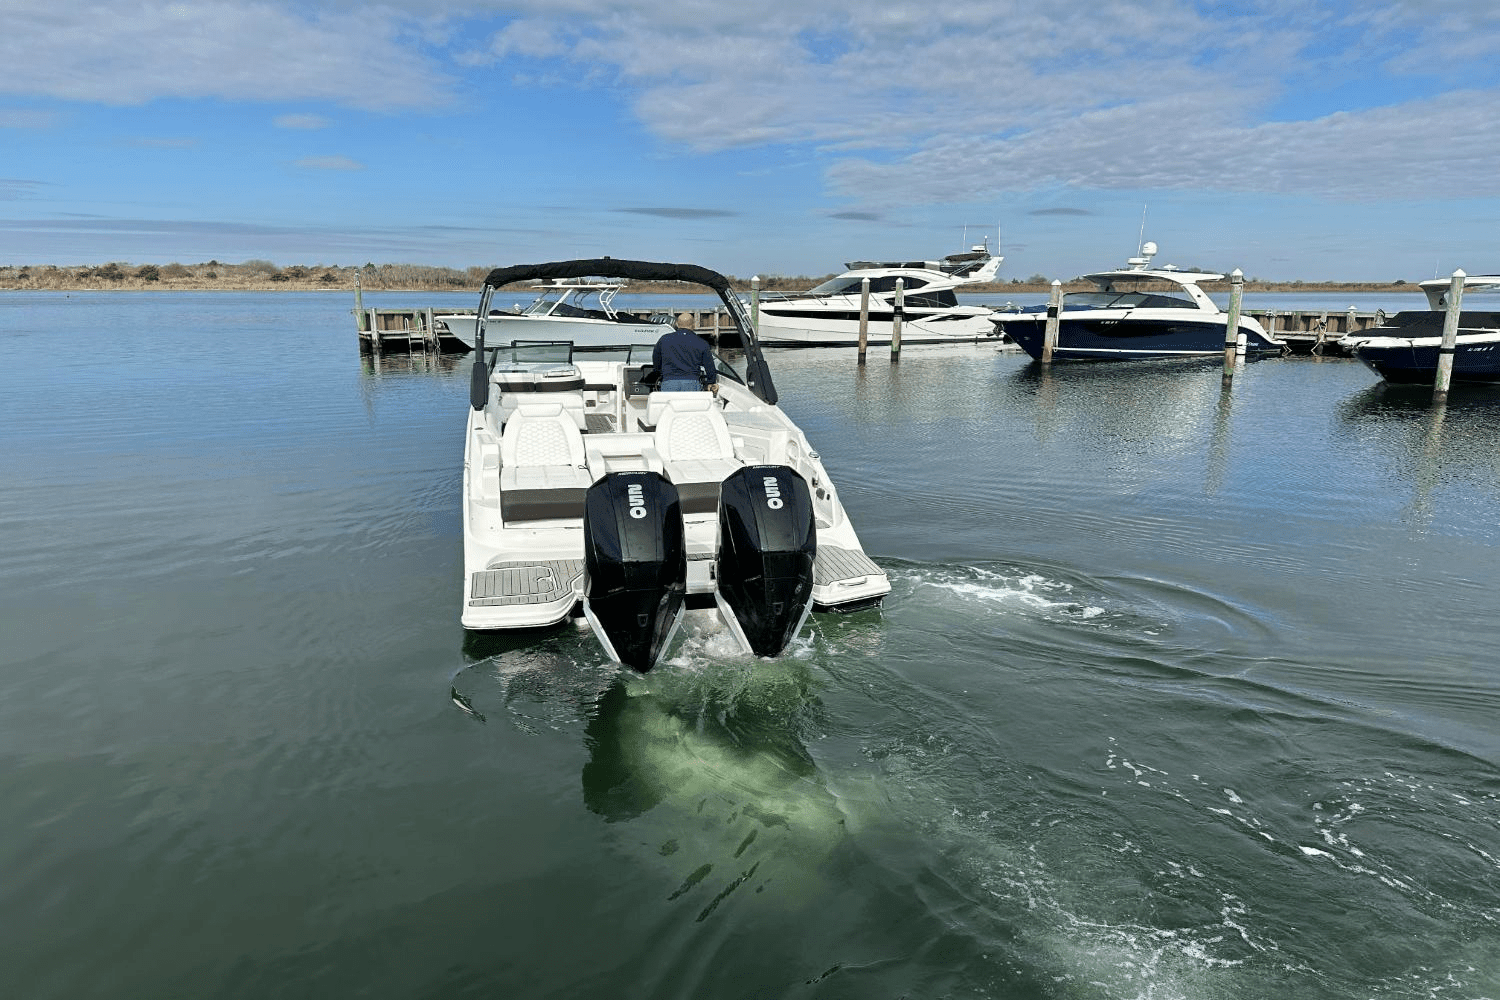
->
[582, 472, 687, 673]
[581, 465, 816, 669]
[715, 466, 817, 657]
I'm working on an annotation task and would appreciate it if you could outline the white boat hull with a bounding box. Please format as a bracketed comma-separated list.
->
[756, 305, 1004, 345]
[461, 364, 890, 633]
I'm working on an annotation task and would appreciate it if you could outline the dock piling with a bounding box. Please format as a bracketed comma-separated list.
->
[1223, 269, 1244, 379]
[1041, 280, 1062, 363]
[891, 278, 904, 361]
[857, 277, 870, 364]
[1433, 269, 1465, 404]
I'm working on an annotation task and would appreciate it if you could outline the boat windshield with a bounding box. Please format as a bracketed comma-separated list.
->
[486, 341, 574, 366]
[806, 275, 933, 295]
[521, 286, 617, 319]
[572, 343, 659, 362]
[1064, 291, 1198, 310]
[712, 352, 746, 386]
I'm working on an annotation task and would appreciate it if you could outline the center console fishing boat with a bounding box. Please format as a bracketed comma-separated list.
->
[435, 278, 664, 350]
[462, 258, 890, 671]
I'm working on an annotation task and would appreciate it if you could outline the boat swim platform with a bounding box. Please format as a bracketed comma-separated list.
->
[466, 547, 884, 614]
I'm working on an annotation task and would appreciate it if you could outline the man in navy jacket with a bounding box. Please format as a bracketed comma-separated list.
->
[652, 313, 718, 393]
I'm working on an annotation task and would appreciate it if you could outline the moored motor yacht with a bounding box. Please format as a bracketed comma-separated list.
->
[462, 258, 890, 671]
[992, 243, 1286, 361]
[435, 278, 665, 350]
[1348, 274, 1500, 384]
[754, 239, 1006, 345]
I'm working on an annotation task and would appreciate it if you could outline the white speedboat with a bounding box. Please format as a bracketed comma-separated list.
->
[462, 258, 890, 671]
[993, 243, 1286, 361]
[754, 240, 1006, 345]
[435, 278, 665, 350]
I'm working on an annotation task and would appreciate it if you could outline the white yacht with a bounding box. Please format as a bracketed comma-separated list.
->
[435, 278, 664, 350]
[462, 258, 890, 671]
[992, 243, 1285, 361]
[754, 240, 1006, 345]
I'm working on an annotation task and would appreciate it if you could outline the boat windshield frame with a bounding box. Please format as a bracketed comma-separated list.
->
[477, 258, 778, 404]
[1420, 275, 1500, 310]
[1081, 270, 1221, 312]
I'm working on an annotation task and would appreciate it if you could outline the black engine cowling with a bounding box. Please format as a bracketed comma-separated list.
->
[582, 471, 687, 672]
[715, 465, 817, 657]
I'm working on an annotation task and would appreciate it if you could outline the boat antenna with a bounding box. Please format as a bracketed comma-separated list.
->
[1137, 204, 1149, 255]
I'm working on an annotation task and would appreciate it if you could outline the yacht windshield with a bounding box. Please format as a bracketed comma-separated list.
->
[807, 275, 932, 295]
[1065, 291, 1196, 310]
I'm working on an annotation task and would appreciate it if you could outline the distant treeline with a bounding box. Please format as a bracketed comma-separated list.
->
[0, 260, 1430, 294]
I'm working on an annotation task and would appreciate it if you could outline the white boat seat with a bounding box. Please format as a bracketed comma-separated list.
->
[653, 396, 740, 514]
[499, 402, 592, 522]
[643, 390, 716, 429]
[499, 390, 586, 430]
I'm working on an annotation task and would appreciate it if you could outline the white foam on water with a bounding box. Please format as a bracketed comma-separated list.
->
[904, 564, 1107, 620]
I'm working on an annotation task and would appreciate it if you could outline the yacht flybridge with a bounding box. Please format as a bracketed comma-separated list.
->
[462, 258, 890, 671]
[755, 240, 1006, 345]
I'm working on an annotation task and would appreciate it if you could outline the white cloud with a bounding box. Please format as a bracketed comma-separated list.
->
[0, 109, 59, 128]
[0, 1, 450, 109]
[4, 0, 1500, 207]
[448, 0, 1500, 204]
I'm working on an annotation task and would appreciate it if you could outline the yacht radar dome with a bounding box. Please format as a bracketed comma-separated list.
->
[1125, 241, 1159, 270]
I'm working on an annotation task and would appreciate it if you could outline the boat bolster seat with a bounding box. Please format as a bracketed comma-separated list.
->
[643, 390, 717, 429]
[499, 390, 586, 430]
[652, 396, 740, 514]
[498, 401, 592, 522]
[584, 433, 664, 479]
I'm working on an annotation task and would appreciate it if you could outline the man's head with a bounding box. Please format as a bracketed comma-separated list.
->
[676, 312, 695, 329]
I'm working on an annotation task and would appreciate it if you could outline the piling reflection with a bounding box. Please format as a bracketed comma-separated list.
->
[1335, 382, 1500, 514]
[359, 350, 464, 379]
[1205, 377, 1235, 496]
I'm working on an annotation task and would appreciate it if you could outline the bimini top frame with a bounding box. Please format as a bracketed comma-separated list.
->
[480, 258, 778, 405]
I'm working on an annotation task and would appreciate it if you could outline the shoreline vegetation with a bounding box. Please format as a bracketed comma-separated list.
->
[0, 260, 1430, 295]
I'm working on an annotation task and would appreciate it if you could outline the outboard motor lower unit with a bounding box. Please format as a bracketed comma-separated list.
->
[715, 465, 817, 657]
[582, 472, 687, 672]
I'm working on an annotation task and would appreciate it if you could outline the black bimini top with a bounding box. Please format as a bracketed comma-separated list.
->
[483, 258, 734, 295]
[479, 257, 777, 404]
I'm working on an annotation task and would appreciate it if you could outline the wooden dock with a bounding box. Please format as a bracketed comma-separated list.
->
[356, 299, 1397, 356]
[1245, 307, 1391, 354]
[356, 305, 741, 353]
[356, 307, 445, 353]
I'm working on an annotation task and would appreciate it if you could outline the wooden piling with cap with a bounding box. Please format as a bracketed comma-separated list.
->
[1433, 269, 1465, 404]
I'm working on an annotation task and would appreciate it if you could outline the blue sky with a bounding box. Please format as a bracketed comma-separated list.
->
[3, 0, 1500, 281]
